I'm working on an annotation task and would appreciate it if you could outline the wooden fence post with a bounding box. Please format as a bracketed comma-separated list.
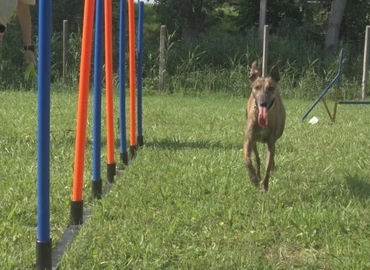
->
[63, 20, 68, 85]
[362, 25, 370, 100]
[262, 25, 269, 77]
[159, 25, 166, 92]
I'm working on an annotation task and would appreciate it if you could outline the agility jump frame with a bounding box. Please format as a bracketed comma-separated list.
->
[301, 49, 344, 122]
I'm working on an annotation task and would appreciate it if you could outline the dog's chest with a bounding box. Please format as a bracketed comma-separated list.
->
[255, 126, 272, 142]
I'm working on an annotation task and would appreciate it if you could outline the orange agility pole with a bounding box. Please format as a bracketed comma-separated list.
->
[105, 0, 116, 182]
[70, 0, 95, 225]
[128, 0, 137, 158]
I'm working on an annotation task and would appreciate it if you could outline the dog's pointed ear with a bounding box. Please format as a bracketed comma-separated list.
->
[249, 61, 260, 82]
[269, 61, 281, 82]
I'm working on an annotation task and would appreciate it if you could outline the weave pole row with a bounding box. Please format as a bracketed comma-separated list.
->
[36, 0, 145, 268]
[71, 0, 144, 225]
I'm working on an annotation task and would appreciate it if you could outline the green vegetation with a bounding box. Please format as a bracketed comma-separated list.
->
[1, 2, 369, 100]
[1, 90, 370, 268]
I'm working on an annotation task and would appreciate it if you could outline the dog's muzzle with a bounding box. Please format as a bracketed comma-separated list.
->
[254, 99, 275, 111]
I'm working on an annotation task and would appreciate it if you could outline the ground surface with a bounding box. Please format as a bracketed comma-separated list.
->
[1, 91, 370, 269]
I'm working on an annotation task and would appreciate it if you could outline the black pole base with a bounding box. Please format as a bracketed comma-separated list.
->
[70, 200, 83, 225]
[137, 136, 144, 147]
[36, 239, 52, 270]
[92, 179, 102, 199]
[129, 145, 137, 160]
[107, 162, 116, 183]
[120, 151, 129, 166]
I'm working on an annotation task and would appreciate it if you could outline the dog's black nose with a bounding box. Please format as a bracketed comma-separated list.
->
[259, 101, 268, 107]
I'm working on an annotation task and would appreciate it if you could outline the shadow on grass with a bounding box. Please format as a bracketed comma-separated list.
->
[345, 174, 370, 201]
[145, 137, 242, 151]
[53, 130, 242, 151]
[51, 130, 124, 149]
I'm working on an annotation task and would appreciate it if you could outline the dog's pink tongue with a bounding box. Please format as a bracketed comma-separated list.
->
[258, 107, 268, 127]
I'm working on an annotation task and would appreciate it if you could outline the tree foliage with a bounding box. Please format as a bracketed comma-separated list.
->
[237, 0, 321, 35]
[340, 0, 370, 41]
[237, 0, 370, 45]
[153, 0, 224, 42]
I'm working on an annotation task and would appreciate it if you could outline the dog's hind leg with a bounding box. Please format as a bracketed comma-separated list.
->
[253, 144, 261, 181]
[271, 159, 275, 172]
[261, 142, 275, 192]
[244, 140, 259, 187]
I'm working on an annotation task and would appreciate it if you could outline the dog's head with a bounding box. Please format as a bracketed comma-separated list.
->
[249, 61, 281, 128]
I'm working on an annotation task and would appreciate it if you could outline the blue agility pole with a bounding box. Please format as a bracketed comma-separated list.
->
[301, 49, 344, 121]
[92, 0, 104, 198]
[36, 0, 52, 269]
[137, 0, 144, 147]
[119, 0, 129, 165]
[338, 100, 370, 104]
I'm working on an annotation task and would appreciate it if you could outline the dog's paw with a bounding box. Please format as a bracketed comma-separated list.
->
[260, 181, 269, 192]
[250, 177, 260, 187]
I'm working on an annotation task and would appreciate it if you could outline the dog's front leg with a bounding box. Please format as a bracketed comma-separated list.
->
[261, 142, 275, 192]
[253, 144, 261, 180]
[244, 140, 259, 187]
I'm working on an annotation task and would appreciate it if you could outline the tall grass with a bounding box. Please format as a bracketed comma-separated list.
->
[157, 30, 364, 100]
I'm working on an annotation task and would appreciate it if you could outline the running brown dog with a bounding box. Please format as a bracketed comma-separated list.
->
[244, 61, 285, 192]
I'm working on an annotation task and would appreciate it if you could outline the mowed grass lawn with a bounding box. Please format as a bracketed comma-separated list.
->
[1, 90, 370, 269]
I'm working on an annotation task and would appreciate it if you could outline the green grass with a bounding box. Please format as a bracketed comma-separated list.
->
[1, 90, 370, 269]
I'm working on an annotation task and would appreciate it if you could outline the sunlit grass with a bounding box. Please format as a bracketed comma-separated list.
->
[1, 90, 370, 269]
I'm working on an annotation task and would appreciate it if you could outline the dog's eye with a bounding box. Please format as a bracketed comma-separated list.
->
[268, 87, 274, 92]
[254, 85, 262, 91]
